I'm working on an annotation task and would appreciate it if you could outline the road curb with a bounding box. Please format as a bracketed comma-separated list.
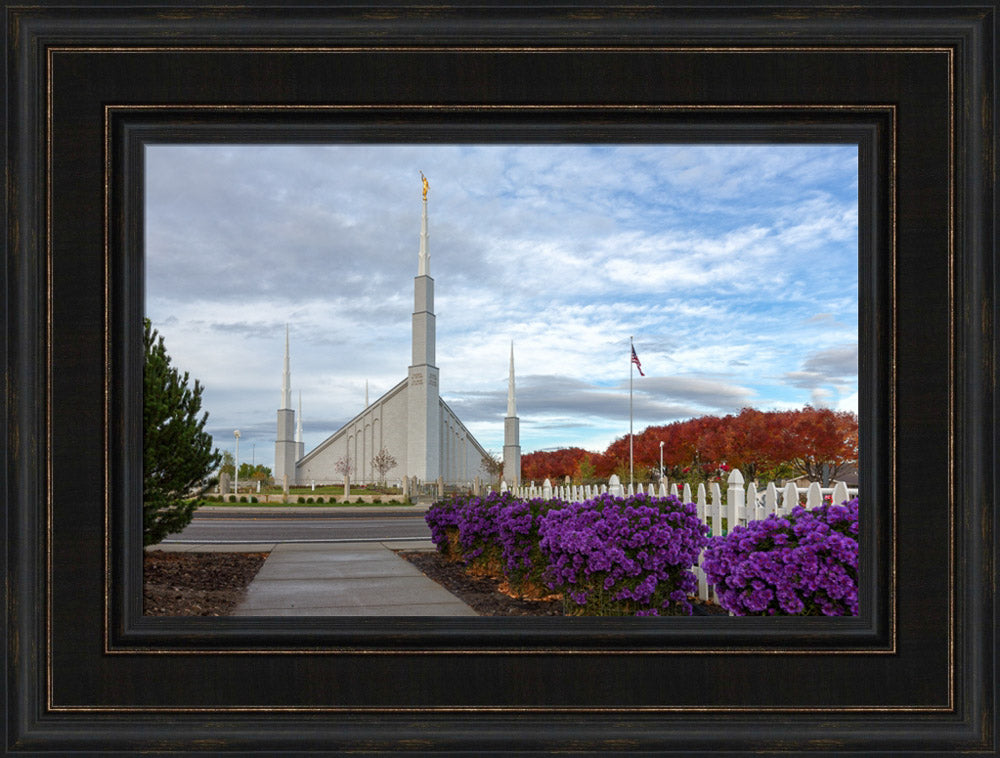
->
[196, 504, 432, 516]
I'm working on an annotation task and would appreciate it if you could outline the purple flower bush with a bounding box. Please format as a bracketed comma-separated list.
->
[538, 493, 710, 616]
[425, 492, 506, 569]
[494, 497, 563, 594]
[701, 498, 859, 616]
[426, 492, 563, 583]
[424, 493, 463, 558]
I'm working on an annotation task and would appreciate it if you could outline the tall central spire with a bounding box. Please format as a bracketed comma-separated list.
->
[407, 173, 440, 481]
[418, 171, 430, 276]
[281, 323, 292, 410]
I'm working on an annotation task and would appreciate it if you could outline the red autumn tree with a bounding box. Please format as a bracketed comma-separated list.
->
[702, 408, 790, 482]
[779, 406, 859, 483]
[520, 406, 859, 487]
[520, 447, 593, 482]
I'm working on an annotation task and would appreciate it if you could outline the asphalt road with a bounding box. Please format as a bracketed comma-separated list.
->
[161, 510, 433, 544]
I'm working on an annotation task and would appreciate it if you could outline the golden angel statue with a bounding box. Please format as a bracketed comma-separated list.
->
[420, 171, 429, 200]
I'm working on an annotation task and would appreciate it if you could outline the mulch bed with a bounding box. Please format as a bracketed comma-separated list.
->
[144, 550, 269, 616]
[399, 550, 565, 616]
[398, 550, 728, 616]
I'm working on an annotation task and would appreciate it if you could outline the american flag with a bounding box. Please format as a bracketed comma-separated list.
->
[631, 345, 645, 376]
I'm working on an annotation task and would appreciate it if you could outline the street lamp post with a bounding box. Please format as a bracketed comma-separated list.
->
[659, 441, 664, 483]
[252, 442, 258, 493]
[234, 429, 241, 494]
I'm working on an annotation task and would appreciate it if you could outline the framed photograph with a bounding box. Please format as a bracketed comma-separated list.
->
[5, 2, 995, 754]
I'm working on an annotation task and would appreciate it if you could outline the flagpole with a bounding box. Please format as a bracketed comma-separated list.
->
[629, 336, 634, 489]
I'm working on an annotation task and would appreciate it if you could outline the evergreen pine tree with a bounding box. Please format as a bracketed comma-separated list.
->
[143, 318, 220, 545]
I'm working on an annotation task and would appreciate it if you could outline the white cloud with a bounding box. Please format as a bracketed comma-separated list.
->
[145, 143, 859, 470]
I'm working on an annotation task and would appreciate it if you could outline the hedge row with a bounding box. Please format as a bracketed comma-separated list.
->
[425, 491, 709, 616]
[426, 492, 861, 617]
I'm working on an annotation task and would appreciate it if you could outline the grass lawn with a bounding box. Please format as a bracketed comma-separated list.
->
[261, 485, 402, 496]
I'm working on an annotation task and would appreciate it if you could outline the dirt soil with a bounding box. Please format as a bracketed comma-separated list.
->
[399, 551, 565, 616]
[144, 551, 269, 616]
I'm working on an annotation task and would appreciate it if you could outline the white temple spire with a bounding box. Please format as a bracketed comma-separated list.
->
[407, 172, 440, 481]
[418, 171, 430, 276]
[275, 323, 296, 485]
[295, 391, 303, 443]
[502, 341, 521, 487]
[280, 323, 292, 410]
[507, 341, 517, 417]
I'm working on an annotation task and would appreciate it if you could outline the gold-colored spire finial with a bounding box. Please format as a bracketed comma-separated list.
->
[420, 171, 429, 200]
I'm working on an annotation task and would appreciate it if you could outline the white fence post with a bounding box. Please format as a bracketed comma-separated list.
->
[695, 476, 711, 600]
[710, 482, 723, 537]
[747, 480, 764, 522]
[806, 481, 822, 509]
[542, 478, 552, 499]
[726, 469, 745, 533]
[765, 482, 778, 516]
[781, 482, 798, 514]
[831, 481, 849, 505]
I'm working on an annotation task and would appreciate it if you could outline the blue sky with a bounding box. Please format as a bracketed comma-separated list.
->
[145, 144, 858, 473]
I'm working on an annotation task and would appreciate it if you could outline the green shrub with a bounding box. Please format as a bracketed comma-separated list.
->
[329, 497, 337, 504]
[316, 497, 324, 504]
[239, 496, 247, 503]
[306, 497, 314, 504]
[297, 496, 305, 503]
[249, 496, 257, 503]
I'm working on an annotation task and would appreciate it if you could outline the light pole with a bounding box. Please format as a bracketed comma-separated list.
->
[659, 441, 664, 483]
[234, 429, 241, 494]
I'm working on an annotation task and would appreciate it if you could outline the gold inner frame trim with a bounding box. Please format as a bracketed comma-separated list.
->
[99, 102, 899, 658]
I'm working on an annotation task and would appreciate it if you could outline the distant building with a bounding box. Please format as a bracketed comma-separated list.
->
[274, 179, 519, 486]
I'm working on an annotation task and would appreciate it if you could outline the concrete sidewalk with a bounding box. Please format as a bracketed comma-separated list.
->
[228, 541, 478, 617]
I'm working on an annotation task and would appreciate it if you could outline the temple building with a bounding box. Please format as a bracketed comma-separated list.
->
[274, 176, 520, 487]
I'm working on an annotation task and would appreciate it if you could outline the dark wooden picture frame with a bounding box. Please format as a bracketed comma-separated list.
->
[4, 2, 995, 754]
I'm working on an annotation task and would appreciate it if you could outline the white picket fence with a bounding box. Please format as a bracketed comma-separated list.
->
[503, 468, 858, 604]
